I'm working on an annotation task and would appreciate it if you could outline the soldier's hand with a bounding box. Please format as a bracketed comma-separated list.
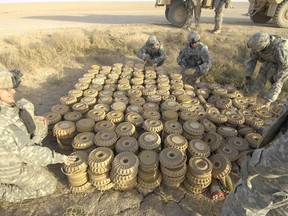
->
[184, 68, 196, 76]
[63, 155, 77, 165]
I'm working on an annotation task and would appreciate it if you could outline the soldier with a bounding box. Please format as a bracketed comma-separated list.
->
[211, 0, 231, 34]
[0, 67, 76, 203]
[221, 102, 288, 215]
[177, 31, 212, 84]
[136, 35, 166, 67]
[183, 0, 203, 30]
[244, 32, 288, 109]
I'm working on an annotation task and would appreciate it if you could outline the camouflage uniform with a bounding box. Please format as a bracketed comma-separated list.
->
[212, 0, 231, 33]
[246, 33, 288, 103]
[221, 104, 288, 216]
[137, 35, 166, 67]
[184, 0, 202, 29]
[0, 69, 66, 203]
[177, 31, 212, 85]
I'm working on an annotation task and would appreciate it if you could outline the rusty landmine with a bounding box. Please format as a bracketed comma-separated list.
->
[106, 110, 124, 123]
[94, 120, 115, 132]
[115, 179, 138, 191]
[110, 170, 138, 183]
[94, 130, 118, 148]
[64, 111, 82, 122]
[66, 171, 88, 187]
[88, 170, 110, 182]
[71, 102, 89, 114]
[245, 132, 262, 148]
[94, 182, 115, 191]
[237, 126, 256, 137]
[94, 103, 110, 113]
[212, 87, 227, 96]
[203, 132, 224, 151]
[53, 120, 76, 138]
[186, 171, 212, 185]
[83, 89, 98, 98]
[232, 97, 248, 109]
[255, 108, 273, 119]
[51, 104, 70, 116]
[97, 96, 113, 105]
[188, 156, 213, 178]
[178, 103, 194, 112]
[206, 106, 220, 115]
[188, 140, 211, 158]
[112, 152, 139, 175]
[271, 104, 286, 117]
[138, 170, 160, 182]
[125, 112, 144, 128]
[138, 132, 161, 150]
[43, 111, 62, 125]
[142, 119, 163, 133]
[111, 101, 126, 112]
[206, 112, 228, 124]
[76, 118, 95, 132]
[217, 126, 238, 138]
[227, 136, 250, 151]
[221, 108, 237, 116]
[179, 110, 200, 122]
[209, 154, 231, 179]
[177, 94, 193, 103]
[159, 148, 185, 169]
[127, 89, 142, 97]
[164, 120, 183, 134]
[62, 151, 88, 174]
[226, 113, 245, 125]
[217, 144, 239, 161]
[115, 137, 139, 154]
[183, 120, 204, 136]
[138, 150, 159, 168]
[183, 180, 207, 194]
[162, 173, 186, 184]
[115, 122, 136, 137]
[70, 182, 92, 193]
[88, 147, 114, 168]
[72, 132, 94, 149]
[126, 104, 143, 114]
[164, 134, 188, 152]
[89, 165, 111, 175]
[182, 131, 203, 141]
[245, 116, 264, 126]
[142, 102, 160, 111]
[81, 97, 96, 107]
[162, 110, 178, 122]
[146, 94, 162, 103]
[60, 95, 77, 106]
[129, 97, 146, 107]
[86, 109, 106, 122]
[68, 89, 83, 98]
[200, 118, 216, 133]
[137, 174, 162, 191]
[249, 103, 265, 111]
[160, 164, 187, 178]
[185, 175, 212, 189]
[215, 98, 232, 109]
[142, 110, 161, 120]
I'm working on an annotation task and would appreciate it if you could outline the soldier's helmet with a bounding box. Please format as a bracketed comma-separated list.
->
[247, 32, 270, 51]
[188, 31, 200, 43]
[147, 35, 158, 46]
[0, 67, 22, 89]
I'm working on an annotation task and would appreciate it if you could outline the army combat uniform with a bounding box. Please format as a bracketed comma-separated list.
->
[137, 36, 166, 67]
[0, 98, 66, 203]
[177, 41, 212, 84]
[212, 0, 231, 33]
[246, 35, 288, 103]
[221, 104, 288, 215]
[184, 0, 202, 29]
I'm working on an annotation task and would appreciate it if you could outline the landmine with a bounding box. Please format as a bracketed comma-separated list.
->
[43, 62, 286, 198]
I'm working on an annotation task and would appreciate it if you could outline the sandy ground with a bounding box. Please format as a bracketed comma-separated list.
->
[0, 2, 288, 216]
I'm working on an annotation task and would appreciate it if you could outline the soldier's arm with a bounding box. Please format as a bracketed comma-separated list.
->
[177, 47, 186, 66]
[153, 45, 166, 64]
[245, 51, 259, 78]
[247, 122, 288, 178]
[198, 45, 212, 75]
[274, 42, 288, 75]
[136, 45, 148, 60]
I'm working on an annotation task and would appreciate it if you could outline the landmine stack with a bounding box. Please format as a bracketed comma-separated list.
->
[44, 62, 286, 196]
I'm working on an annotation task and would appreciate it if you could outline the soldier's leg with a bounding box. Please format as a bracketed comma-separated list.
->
[213, 1, 225, 32]
[265, 69, 288, 103]
[194, 0, 202, 28]
[267, 204, 288, 216]
[1, 166, 57, 203]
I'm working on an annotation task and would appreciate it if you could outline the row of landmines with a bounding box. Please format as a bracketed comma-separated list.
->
[43, 62, 285, 201]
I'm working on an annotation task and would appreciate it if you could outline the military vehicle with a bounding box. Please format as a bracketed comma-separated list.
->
[155, 0, 288, 28]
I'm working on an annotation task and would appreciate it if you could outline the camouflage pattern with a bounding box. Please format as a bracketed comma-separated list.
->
[213, 0, 230, 31]
[177, 41, 212, 83]
[184, 0, 202, 29]
[247, 32, 270, 51]
[0, 100, 65, 203]
[221, 106, 288, 216]
[136, 36, 166, 66]
[246, 35, 288, 102]
[0, 68, 13, 89]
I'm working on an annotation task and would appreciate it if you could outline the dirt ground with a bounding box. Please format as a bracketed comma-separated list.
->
[0, 1, 288, 216]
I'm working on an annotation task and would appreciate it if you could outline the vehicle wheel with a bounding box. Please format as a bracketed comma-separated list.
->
[167, 1, 188, 27]
[250, 11, 272, 23]
[165, 7, 170, 22]
[273, 0, 288, 28]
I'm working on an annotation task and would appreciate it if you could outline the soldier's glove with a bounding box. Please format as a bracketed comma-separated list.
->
[31, 116, 48, 145]
[240, 155, 258, 189]
[63, 155, 77, 166]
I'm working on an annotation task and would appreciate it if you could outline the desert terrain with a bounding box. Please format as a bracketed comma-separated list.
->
[0, 1, 287, 216]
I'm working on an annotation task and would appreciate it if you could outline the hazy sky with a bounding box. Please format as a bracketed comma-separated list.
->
[0, 0, 154, 3]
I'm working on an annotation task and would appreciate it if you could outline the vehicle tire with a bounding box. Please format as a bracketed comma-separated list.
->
[273, 0, 288, 28]
[167, 1, 188, 27]
[250, 11, 272, 23]
[165, 7, 170, 22]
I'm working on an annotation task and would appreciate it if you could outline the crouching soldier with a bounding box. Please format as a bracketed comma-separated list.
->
[0, 67, 76, 203]
[177, 30, 212, 85]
